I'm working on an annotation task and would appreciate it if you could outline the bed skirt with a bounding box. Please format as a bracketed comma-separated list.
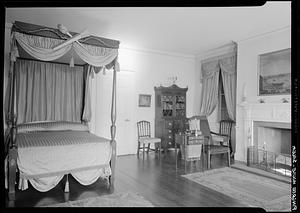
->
[5, 156, 112, 192]
[18, 165, 112, 192]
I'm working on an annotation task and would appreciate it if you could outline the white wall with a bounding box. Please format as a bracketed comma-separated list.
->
[235, 27, 291, 162]
[118, 47, 196, 120]
[90, 47, 197, 155]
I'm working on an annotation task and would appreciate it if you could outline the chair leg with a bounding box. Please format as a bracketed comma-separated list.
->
[159, 143, 161, 158]
[143, 143, 145, 159]
[228, 150, 231, 167]
[137, 141, 140, 155]
[147, 143, 150, 154]
[208, 152, 211, 170]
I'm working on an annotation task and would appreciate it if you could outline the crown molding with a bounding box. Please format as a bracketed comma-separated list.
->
[119, 44, 196, 59]
[236, 25, 291, 45]
[196, 26, 291, 60]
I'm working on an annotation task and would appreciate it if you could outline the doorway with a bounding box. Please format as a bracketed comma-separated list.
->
[92, 70, 136, 156]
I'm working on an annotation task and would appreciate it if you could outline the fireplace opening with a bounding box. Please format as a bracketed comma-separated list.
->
[247, 121, 291, 177]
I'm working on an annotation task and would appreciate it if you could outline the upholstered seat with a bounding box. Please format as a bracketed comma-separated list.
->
[212, 135, 229, 145]
[139, 137, 161, 144]
[211, 119, 234, 153]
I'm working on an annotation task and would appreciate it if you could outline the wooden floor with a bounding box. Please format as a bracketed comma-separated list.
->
[6, 150, 247, 207]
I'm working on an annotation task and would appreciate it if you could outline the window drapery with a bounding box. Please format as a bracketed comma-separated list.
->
[199, 60, 220, 116]
[15, 59, 85, 124]
[220, 54, 237, 120]
[199, 43, 237, 121]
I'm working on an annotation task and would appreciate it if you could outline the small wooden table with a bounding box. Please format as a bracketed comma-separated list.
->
[175, 133, 206, 173]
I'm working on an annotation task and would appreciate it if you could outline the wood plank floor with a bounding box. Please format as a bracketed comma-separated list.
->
[6, 150, 247, 208]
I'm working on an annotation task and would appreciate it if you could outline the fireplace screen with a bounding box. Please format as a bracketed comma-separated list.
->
[247, 146, 291, 177]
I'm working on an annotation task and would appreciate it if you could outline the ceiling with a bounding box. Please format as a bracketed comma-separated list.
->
[5, 2, 291, 56]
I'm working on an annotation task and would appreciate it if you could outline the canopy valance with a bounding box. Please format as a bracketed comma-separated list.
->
[10, 21, 120, 70]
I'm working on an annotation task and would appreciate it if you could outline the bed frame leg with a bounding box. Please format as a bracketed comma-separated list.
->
[8, 147, 17, 201]
[109, 139, 116, 191]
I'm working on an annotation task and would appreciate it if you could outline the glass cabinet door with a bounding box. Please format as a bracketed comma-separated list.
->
[162, 94, 173, 117]
[175, 95, 185, 117]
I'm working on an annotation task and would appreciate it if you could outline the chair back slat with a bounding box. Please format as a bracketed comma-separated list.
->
[137, 120, 151, 138]
[219, 120, 234, 137]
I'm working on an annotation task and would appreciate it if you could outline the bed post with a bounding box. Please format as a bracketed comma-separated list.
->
[7, 59, 18, 201]
[109, 67, 117, 190]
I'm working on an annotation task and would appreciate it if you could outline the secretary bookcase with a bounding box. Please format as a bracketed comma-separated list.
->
[154, 84, 188, 151]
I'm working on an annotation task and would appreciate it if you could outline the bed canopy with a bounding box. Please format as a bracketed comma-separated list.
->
[6, 21, 119, 200]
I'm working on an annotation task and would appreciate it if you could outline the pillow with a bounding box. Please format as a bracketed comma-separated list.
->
[17, 121, 89, 133]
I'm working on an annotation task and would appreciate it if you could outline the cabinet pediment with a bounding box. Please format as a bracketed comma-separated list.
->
[154, 84, 188, 91]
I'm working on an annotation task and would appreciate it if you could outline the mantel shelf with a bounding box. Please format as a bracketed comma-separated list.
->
[239, 101, 291, 108]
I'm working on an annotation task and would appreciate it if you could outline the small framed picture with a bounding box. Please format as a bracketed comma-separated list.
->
[139, 94, 151, 107]
[258, 48, 291, 96]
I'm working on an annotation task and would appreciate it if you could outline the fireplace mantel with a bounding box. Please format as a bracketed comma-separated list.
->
[240, 101, 291, 149]
[240, 101, 291, 123]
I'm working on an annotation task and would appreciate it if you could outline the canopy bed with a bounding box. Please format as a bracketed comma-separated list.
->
[4, 21, 120, 201]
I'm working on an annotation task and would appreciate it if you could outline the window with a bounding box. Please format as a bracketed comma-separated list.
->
[218, 73, 230, 121]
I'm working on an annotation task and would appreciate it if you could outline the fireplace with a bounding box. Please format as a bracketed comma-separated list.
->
[241, 102, 291, 177]
[248, 121, 291, 176]
[253, 121, 291, 155]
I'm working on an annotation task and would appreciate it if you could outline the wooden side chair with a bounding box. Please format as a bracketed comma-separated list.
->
[197, 116, 231, 170]
[211, 119, 234, 155]
[137, 120, 162, 159]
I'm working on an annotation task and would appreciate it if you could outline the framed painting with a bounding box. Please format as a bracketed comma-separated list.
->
[258, 48, 291, 96]
[139, 94, 151, 107]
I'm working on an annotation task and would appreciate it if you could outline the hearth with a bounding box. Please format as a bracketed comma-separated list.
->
[247, 146, 291, 177]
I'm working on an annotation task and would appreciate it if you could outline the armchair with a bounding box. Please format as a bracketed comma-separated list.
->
[193, 116, 231, 169]
[211, 119, 234, 155]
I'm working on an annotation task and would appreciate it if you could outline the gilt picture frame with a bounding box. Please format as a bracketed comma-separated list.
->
[258, 48, 291, 96]
[139, 94, 151, 107]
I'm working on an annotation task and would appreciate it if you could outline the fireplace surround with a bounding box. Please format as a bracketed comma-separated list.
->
[241, 102, 291, 176]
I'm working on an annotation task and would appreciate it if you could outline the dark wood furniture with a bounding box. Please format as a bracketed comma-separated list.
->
[137, 120, 162, 159]
[211, 119, 234, 155]
[154, 84, 188, 151]
[190, 116, 231, 170]
[175, 133, 205, 173]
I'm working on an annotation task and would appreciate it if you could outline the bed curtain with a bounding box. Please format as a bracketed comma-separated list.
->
[15, 59, 85, 124]
[6, 30, 120, 125]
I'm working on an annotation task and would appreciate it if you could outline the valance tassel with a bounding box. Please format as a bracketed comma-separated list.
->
[69, 56, 74, 67]
[102, 67, 106, 75]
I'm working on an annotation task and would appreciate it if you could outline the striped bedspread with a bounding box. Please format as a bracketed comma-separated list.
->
[17, 131, 110, 148]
